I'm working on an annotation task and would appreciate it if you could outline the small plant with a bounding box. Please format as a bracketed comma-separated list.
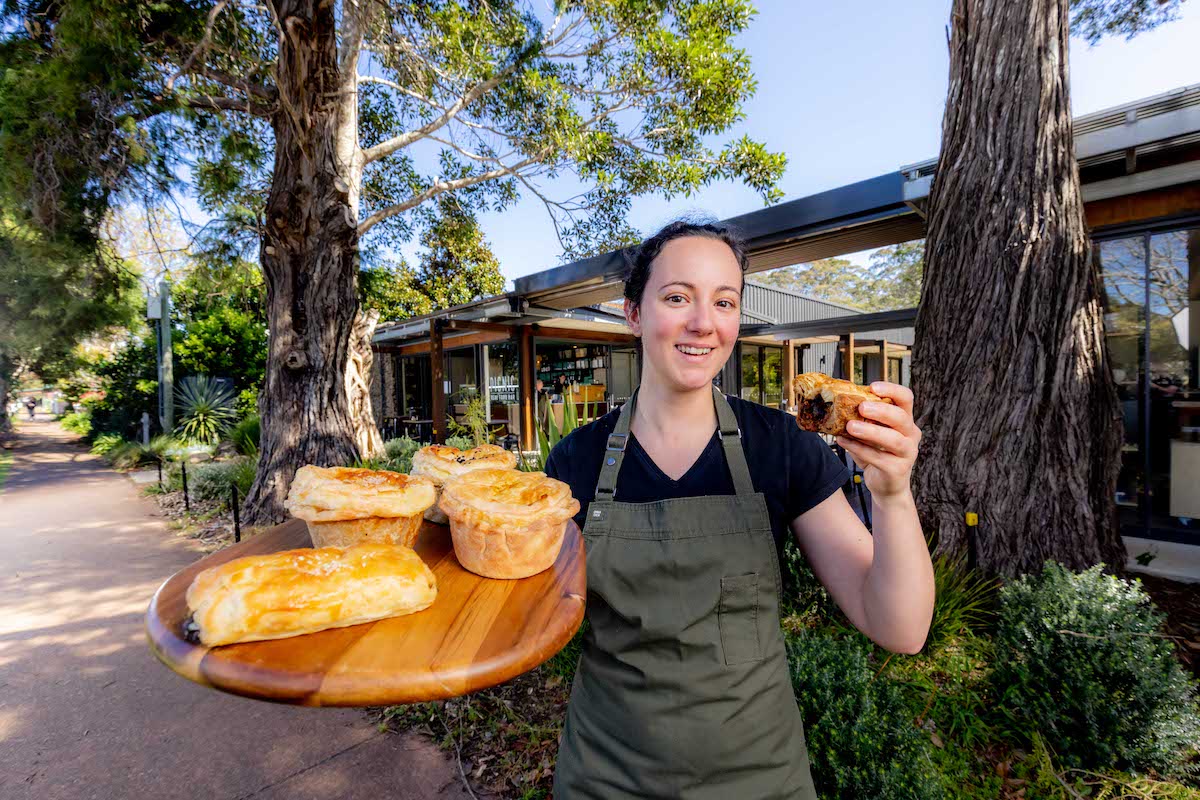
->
[445, 434, 474, 451]
[993, 562, 1200, 778]
[90, 432, 125, 456]
[381, 436, 420, 473]
[175, 375, 237, 444]
[925, 552, 998, 652]
[228, 414, 260, 456]
[537, 399, 597, 469]
[1136, 549, 1159, 567]
[189, 457, 258, 507]
[60, 410, 92, 435]
[461, 397, 502, 446]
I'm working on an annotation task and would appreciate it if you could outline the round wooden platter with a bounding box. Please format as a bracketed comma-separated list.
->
[146, 517, 585, 707]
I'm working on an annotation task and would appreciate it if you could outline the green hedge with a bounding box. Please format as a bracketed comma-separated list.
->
[788, 631, 946, 799]
[994, 562, 1200, 779]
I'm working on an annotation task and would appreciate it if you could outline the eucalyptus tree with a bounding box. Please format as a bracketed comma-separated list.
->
[1, 0, 784, 522]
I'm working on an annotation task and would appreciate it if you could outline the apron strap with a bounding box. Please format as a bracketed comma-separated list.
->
[591, 385, 758, 503]
[592, 386, 637, 502]
[712, 385, 756, 496]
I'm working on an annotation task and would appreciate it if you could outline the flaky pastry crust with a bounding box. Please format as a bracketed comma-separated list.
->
[439, 469, 579, 579]
[186, 543, 437, 647]
[411, 444, 518, 524]
[307, 514, 425, 548]
[791, 372, 892, 437]
[284, 465, 436, 522]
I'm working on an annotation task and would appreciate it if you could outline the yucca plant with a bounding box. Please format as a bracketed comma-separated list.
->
[175, 375, 237, 445]
[533, 399, 597, 470]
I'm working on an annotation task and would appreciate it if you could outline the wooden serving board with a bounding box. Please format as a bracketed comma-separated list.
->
[146, 518, 586, 707]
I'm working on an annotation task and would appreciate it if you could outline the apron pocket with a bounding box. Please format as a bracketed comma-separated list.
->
[719, 573, 761, 665]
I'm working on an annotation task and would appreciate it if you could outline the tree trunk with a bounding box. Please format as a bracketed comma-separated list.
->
[0, 354, 11, 437]
[243, 0, 361, 525]
[338, 1, 383, 462]
[347, 308, 384, 458]
[912, 0, 1125, 576]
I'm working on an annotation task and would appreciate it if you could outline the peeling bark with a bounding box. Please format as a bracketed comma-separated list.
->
[912, 0, 1125, 576]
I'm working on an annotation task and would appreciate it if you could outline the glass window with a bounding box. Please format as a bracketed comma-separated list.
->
[740, 343, 760, 402]
[446, 348, 477, 412]
[1148, 229, 1199, 530]
[1097, 236, 1148, 517]
[762, 346, 783, 408]
[486, 341, 519, 425]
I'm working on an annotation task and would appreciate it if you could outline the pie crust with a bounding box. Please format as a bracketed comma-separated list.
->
[411, 444, 518, 525]
[283, 465, 436, 548]
[438, 469, 580, 579]
[186, 543, 437, 647]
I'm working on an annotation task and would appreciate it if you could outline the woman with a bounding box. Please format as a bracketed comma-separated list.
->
[546, 220, 935, 799]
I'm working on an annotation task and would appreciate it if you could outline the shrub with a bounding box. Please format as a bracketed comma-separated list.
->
[189, 457, 257, 507]
[381, 436, 420, 473]
[384, 435, 419, 461]
[787, 631, 946, 799]
[445, 434, 473, 451]
[235, 387, 258, 419]
[60, 410, 92, 436]
[229, 415, 260, 456]
[90, 432, 125, 456]
[993, 562, 1200, 778]
[780, 538, 837, 623]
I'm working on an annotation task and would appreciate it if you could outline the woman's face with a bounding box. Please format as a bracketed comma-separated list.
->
[625, 236, 743, 394]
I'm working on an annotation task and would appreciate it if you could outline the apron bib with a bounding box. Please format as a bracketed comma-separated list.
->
[553, 386, 817, 800]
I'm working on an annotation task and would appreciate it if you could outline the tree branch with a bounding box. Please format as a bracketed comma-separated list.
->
[186, 95, 273, 116]
[198, 68, 275, 101]
[167, 0, 231, 92]
[361, 71, 510, 164]
[358, 155, 539, 235]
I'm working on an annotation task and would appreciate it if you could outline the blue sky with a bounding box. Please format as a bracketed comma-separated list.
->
[468, 0, 1198, 284]
[168, 1, 1198, 286]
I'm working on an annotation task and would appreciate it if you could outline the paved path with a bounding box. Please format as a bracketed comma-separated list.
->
[0, 416, 475, 800]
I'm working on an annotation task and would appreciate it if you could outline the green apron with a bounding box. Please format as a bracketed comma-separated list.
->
[553, 386, 817, 799]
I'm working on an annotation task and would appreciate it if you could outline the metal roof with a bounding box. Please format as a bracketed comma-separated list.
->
[375, 83, 1200, 347]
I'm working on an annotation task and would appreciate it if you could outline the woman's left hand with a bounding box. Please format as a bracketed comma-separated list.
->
[835, 382, 921, 502]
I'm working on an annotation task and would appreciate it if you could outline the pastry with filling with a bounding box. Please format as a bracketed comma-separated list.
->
[438, 468, 580, 579]
[185, 543, 437, 647]
[284, 465, 436, 548]
[410, 444, 518, 524]
[791, 372, 892, 437]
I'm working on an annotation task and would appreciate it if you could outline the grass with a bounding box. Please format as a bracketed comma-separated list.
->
[0, 447, 12, 493]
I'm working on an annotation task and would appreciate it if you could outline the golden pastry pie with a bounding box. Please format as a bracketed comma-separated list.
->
[186, 543, 437, 647]
[283, 465, 436, 548]
[438, 468, 580, 579]
[792, 372, 892, 437]
[410, 444, 518, 525]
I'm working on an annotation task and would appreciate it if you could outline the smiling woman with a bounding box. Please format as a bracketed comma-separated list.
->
[544, 219, 935, 799]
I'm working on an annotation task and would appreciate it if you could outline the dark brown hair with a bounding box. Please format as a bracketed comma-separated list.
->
[623, 218, 749, 307]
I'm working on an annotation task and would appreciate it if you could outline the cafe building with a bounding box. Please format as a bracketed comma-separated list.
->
[373, 83, 1200, 544]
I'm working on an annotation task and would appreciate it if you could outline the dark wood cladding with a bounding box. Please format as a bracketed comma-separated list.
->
[1086, 182, 1200, 230]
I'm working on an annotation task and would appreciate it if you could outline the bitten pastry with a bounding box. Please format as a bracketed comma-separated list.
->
[284, 465, 436, 548]
[439, 469, 580, 580]
[792, 372, 892, 437]
[410, 444, 518, 525]
[185, 543, 437, 647]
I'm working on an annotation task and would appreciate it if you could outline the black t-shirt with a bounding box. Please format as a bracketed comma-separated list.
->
[544, 395, 850, 556]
